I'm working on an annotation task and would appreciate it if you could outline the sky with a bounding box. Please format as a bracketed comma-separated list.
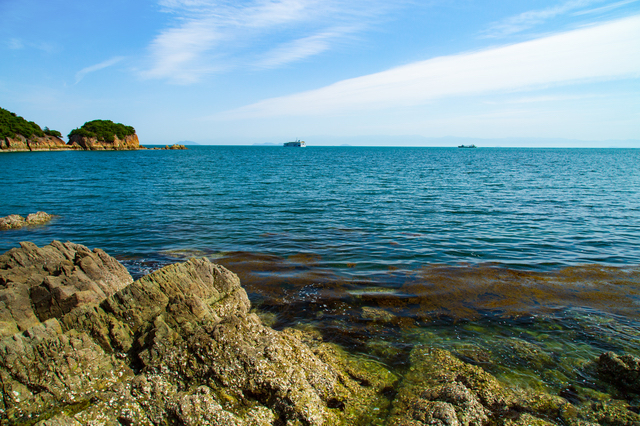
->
[1, 0, 639, 146]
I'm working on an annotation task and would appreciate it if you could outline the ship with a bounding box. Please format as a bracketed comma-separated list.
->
[458, 144, 476, 148]
[284, 139, 306, 147]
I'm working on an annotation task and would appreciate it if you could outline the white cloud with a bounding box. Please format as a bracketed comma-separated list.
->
[573, 0, 639, 15]
[486, 94, 602, 104]
[256, 27, 356, 69]
[482, 0, 600, 37]
[217, 15, 640, 119]
[143, 0, 400, 83]
[75, 57, 125, 84]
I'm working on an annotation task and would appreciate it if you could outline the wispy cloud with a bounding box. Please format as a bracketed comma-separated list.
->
[75, 57, 125, 84]
[573, 0, 639, 15]
[7, 38, 24, 50]
[143, 0, 400, 83]
[6, 38, 58, 53]
[256, 27, 355, 69]
[482, 0, 600, 37]
[485, 94, 603, 105]
[217, 15, 640, 119]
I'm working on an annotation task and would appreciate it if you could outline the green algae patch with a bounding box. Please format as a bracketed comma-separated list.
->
[388, 346, 640, 426]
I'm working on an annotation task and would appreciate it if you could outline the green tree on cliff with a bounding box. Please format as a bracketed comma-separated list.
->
[68, 120, 135, 143]
[43, 127, 62, 138]
[0, 107, 45, 139]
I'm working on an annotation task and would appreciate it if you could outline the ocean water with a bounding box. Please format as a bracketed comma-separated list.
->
[1, 146, 639, 410]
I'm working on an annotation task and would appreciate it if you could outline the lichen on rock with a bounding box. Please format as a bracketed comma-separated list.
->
[0, 242, 398, 425]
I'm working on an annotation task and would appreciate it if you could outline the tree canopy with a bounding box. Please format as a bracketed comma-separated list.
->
[0, 107, 46, 139]
[68, 120, 135, 142]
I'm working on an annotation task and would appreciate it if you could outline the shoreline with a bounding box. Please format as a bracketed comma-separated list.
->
[0, 143, 188, 152]
[0, 241, 638, 424]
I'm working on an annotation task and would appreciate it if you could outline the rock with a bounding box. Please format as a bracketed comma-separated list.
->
[164, 143, 187, 150]
[388, 347, 571, 426]
[388, 346, 640, 426]
[0, 244, 397, 425]
[0, 212, 53, 230]
[362, 306, 396, 322]
[0, 214, 26, 230]
[25, 211, 52, 226]
[0, 241, 133, 338]
[68, 134, 140, 150]
[597, 352, 640, 393]
[147, 144, 188, 150]
[0, 135, 73, 152]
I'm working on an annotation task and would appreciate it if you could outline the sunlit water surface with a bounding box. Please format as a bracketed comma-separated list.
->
[1, 146, 639, 413]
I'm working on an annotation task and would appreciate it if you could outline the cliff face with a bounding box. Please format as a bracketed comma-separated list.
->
[0, 133, 142, 152]
[68, 133, 140, 150]
[0, 134, 75, 152]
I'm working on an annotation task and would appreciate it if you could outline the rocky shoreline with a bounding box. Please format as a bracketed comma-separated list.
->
[0, 136, 188, 152]
[0, 241, 638, 425]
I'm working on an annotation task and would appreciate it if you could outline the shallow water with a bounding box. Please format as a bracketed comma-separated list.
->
[1, 146, 639, 416]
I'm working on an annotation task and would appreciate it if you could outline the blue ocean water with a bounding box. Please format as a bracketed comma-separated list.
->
[2, 145, 640, 401]
[1, 146, 639, 268]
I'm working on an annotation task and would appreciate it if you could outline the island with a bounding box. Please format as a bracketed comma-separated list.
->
[1, 107, 186, 152]
[68, 119, 140, 150]
[0, 107, 71, 152]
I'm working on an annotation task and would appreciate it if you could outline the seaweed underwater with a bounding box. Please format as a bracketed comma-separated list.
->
[148, 249, 640, 422]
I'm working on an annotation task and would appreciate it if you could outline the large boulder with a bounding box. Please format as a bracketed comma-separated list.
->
[0, 243, 397, 425]
[0, 241, 133, 337]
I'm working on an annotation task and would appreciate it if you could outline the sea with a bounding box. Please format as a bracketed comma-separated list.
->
[1, 146, 639, 407]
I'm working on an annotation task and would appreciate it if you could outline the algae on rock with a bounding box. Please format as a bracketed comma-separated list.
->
[0, 242, 397, 425]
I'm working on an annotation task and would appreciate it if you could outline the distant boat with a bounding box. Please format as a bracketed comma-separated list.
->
[284, 139, 306, 147]
[458, 144, 476, 148]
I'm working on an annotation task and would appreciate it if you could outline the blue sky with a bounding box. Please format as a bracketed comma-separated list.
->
[1, 0, 639, 146]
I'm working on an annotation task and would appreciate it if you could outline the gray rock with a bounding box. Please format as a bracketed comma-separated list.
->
[0, 241, 133, 338]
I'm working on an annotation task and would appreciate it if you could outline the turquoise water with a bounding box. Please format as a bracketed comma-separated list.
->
[2, 146, 639, 269]
[1, 146, 639, 401]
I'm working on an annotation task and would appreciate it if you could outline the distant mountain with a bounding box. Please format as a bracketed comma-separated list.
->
[177, 140, 199, 145]
[252, 142, 278, 146]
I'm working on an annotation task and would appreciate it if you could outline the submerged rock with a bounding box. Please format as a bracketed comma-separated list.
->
[597, 352, 640, 394]
[387, 346, 640, 426]
[0, 242, 397, 425]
